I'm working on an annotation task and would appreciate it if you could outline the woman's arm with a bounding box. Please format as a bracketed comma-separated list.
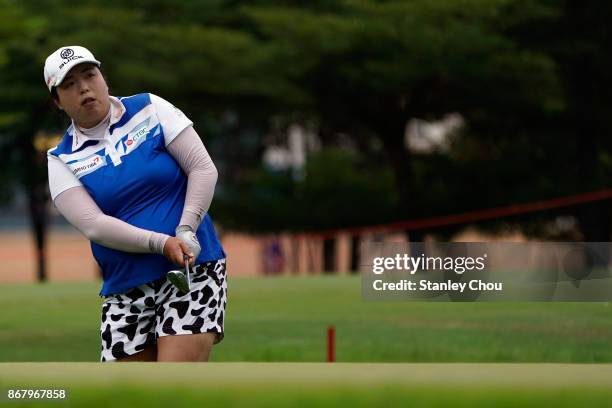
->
[54, 186, 170, 254]
[166, 126, 218, 231]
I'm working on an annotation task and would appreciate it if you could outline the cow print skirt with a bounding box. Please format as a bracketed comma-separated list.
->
[99, 258, 227, 362]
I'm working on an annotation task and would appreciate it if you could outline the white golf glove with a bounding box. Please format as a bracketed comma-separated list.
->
[175, 225, 201, 260]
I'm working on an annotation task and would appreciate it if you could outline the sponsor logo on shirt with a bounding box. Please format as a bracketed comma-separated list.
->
[68, 154, 106, 178]
[124, 125, 149, 154]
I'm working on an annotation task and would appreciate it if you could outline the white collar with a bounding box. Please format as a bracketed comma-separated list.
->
[71, 96, 125, 151]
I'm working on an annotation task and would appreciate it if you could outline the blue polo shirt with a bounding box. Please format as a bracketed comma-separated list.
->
[47, 93, 225, 296]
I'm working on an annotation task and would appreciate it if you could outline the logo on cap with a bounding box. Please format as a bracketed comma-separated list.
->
[60, 48, 74, 59]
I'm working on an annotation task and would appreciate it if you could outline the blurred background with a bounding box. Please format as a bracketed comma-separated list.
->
[1, 0, 612, 367]
[2, 0, 612, 282]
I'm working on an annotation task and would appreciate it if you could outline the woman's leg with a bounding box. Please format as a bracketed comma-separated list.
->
[100, 282, 159, 363]
[115, 344, 157, 362]
[155, 260, 227, 362]
[156, 333, 218, 362]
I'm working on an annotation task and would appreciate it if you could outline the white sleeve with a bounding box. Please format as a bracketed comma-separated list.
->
[47, 152, 83, 201]
[166, 126, 218, 231]
[54, 186, 170, 254]
[149, 93, 194, 146]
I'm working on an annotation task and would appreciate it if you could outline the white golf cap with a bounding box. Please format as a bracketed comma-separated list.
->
[43, 46, 101, 92]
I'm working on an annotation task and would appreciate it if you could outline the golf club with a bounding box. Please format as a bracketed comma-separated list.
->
[167, 254, 191, 293]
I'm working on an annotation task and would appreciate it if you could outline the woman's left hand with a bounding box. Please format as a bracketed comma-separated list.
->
[163, 237, 195, 266]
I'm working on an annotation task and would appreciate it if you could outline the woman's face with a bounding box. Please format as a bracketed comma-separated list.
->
[54, 63, 111, 129]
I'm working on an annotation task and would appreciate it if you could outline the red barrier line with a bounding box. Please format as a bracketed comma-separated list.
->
[311, 188, 612, 239]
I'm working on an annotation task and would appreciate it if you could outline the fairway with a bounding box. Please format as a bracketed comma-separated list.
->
[1, 363, 612, 407]
[0, 275, 611, 362]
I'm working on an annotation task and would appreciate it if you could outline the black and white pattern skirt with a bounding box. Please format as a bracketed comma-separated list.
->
[99, 259, 227, 362]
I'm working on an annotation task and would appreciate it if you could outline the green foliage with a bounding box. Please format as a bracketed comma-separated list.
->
[0, 0, 610, 236]
[215, 148, 397, 232]
[298, 148, 398, 229]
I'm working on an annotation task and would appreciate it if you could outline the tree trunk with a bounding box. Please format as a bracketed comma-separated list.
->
[377, 117, 420, 243]
[28, 184, 49, 282]
[380, 121, 413, 216]
[407, 229, 426, 243]
[291, 235, 300, 274]
[576, 201, 611, 242]
[323, 237, 335, 273]
[15, 101, 53, 283]
[350, 235, 360, 274]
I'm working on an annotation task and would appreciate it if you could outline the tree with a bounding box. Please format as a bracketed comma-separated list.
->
[215, 147, 398, 232]
[242, 0, 564, 238]
[3, 0, 612, 284]
[0, 0, 55, 281]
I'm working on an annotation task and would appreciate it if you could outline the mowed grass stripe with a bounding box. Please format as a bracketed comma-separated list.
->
[2, 363, 612, 389]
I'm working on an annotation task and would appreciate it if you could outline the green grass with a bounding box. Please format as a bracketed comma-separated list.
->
[0, 275, 611, 362]
[1, 363, 612, 407]
[5, 384, 612, 408]
[2, 278, 612, 407]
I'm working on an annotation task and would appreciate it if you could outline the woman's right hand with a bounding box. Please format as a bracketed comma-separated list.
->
[163, 236, 194, 266]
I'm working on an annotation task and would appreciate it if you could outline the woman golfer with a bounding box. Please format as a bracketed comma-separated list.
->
[44, 46, 227, 362]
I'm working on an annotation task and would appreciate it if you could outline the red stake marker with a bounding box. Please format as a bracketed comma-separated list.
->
[327, 326, 335, 362]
